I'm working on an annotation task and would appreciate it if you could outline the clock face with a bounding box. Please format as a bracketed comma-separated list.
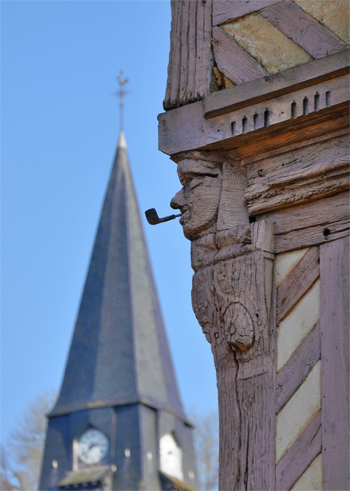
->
[78, 429, 109, 465]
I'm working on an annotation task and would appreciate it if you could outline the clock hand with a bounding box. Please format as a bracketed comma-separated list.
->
[81, 444, 97, 456]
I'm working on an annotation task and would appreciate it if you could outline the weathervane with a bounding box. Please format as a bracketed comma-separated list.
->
[112, 70, 130, 132]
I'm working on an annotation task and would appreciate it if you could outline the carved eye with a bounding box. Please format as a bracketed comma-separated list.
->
[180, 174, 194, 187]
[189, 176, 205, 189]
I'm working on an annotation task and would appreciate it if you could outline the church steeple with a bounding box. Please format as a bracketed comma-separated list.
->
[39, 119, 197, 489]
[48, 131, 186, 422]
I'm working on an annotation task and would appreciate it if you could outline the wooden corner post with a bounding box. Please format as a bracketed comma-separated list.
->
[159, 1, 349, 489]
[192, 220, 276, 490]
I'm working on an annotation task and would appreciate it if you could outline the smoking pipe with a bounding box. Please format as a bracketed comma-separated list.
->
[145, 208, 181, 225]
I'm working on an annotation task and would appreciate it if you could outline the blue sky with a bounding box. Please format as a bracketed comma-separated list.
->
[1, 1, 218, 442]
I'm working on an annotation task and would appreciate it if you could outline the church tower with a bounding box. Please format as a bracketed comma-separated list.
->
[39, 119, 197, 490]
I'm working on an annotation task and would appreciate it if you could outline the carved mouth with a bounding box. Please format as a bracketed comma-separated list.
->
[180, 207, 190, 225]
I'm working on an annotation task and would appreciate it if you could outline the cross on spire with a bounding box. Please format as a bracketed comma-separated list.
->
[113, 70, 130, 132]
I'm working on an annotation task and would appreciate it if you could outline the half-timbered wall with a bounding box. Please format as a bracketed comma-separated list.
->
[164, 0, 348, 109]
[159, 1, 349, 489]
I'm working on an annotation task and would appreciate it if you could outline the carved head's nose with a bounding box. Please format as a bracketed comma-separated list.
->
[170, 188, 184, 210]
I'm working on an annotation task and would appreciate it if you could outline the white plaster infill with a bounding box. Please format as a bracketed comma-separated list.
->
[276, 360, 321, 463]
[275, 248, 309, 287]
[277, 279, 320, 371]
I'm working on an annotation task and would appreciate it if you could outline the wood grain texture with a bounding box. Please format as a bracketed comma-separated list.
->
[191, 222, 275, 490]
[179, 0, 191, 103]
[261, 192, 350, 253]
[274, 219, 349, 253]
[159, 76, 349, 157]
[212, 26, 267, 85]
[166, 0, 182, 107]
[164, 0, 212, 110]
[276, 411, 322, 491]
[215, 248, 275, 490]
[320, 236, 350, 490]
[276, 322, 320, 413]
[217, 162, 250, 232]
[277, 247, 319, 323]
[195, 0, 212, 102]
[245, 133, 350, 214]
[216, 365, 276, 491]
[212, 0, 281, 26]
[260, 0, 347, 59]
[242, 127, 349, 168]
[204, 48, 349, 119]
[260, 191, 349, 235]
[247, 158, 349, 215]
[224, 104, 349, 161]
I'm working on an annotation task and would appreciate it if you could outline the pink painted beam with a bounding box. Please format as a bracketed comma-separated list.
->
[213, 0, 282, 26]
[320, 236, 350, 490]
[164, 0, 212, 110]
[260, 0, 348, 59]
[212, 26, 267, 85]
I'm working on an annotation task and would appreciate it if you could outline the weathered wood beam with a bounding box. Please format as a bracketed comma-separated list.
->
[276, 411, 322, 491]
[191, 218, 276, 490]
[277, 247, 319, 323]
[276, 322, 320, 413]
[164, 0, 212, 110]
[274, 220, 349, 254]
[227, 108, 349, 162]
[260, 192, 350, 253]
[246, 159, 350, 215]
[204, 48, 349, 118]
[241, 127, 348, 167]
[159, 84, 349, 157]
[320, 236, 350, 490]
[212, 26, 267, 85]
[261, 192, 349, 236]
[245, 133, 350, 215]
[260, 0, 348, 59]
[212, 0, 282, 26]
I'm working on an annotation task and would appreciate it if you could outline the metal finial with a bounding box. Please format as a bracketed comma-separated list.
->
[112, 70, 130, 132]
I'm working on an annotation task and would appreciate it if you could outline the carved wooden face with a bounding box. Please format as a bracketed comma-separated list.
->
[170, 159, 222, 240]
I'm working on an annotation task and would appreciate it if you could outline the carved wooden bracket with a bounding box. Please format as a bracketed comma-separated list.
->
[169, 152, 277, 488]
[192, 221, 274, 366]
[191, 221, 275, 490]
